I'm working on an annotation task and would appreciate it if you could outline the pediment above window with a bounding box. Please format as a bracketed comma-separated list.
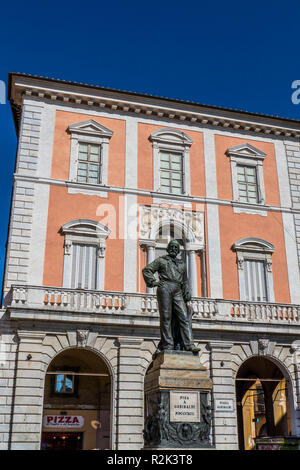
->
[149, 128, 193, 147]
[232, 237, 274, 254]
[61, 219, 111, 239]
[226, 143, 266, 161]
[68, 119, 113, 139]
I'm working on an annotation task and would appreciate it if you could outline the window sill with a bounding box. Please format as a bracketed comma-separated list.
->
[67, 182, 108, 198]
[152, 192, 191, 207]
[233, 203, 268, 217]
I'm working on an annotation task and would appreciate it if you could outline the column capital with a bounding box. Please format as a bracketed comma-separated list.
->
[185, 243, 204, 252]
[139, 239, 156, 249]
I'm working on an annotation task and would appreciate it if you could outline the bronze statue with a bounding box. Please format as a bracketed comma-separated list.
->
[142, 239, 199, 355]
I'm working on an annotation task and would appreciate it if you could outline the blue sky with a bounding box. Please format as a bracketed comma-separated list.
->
[0, 0, 300, 292]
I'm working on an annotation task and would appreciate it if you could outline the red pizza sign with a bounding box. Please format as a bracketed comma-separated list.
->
[43, 415, 84, 428]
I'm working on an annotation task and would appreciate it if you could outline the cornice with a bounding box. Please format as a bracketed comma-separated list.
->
[9, 74, 300, 139]
[13, 173, 300, 215]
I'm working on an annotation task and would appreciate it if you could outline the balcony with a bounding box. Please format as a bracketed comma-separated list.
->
[6, 284, 300, 332]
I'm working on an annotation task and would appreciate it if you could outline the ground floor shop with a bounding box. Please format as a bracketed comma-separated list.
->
[1, 322, 300, 450]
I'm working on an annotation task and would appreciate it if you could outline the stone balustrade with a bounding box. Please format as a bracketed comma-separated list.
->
[7, 285, 300, 326]
[229, 300, 300, 323]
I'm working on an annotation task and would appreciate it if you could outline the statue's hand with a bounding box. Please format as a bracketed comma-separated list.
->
[184, 293, 192, 302]
[152, 280, 164, 287]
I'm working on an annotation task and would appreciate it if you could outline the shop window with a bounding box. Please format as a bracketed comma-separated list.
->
[55, 374, 74, 394]
[50, 366, 79, 397]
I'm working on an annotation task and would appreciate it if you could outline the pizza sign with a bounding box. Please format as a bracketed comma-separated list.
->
[43, 415, 84, 428]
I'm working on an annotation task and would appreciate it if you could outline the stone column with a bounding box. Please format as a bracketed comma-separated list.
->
[208, 341, 238, 450]
[140, 240, 156, 294]
[187, 250, 198, 297]
[115, 338, 144, 450]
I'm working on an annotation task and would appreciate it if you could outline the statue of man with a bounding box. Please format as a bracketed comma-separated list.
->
[142, 239, 199, 355]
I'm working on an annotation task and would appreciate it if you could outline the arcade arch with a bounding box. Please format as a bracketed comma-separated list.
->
[235, 356, 293, 450]
[41, 348, 112, 450]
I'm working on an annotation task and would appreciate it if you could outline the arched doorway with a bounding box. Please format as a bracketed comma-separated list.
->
[41, 348, 112, 450]
[235, 356, 292, 450]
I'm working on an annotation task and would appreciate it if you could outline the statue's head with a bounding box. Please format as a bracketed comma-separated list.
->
[166, 239, 180, 258]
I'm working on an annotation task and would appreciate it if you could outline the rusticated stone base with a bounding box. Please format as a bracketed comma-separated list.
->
[143, 350, 213, 449]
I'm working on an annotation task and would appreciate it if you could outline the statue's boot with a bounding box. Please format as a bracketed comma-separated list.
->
[185, 344, 200, 354]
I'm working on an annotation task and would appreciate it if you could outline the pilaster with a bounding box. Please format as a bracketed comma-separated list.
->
[7, 330, 46, 450]
[208, 341, 238, 450]
[116, 337, 144, 450]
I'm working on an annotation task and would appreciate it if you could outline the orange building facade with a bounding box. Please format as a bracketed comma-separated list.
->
[2, 73, 300, 450]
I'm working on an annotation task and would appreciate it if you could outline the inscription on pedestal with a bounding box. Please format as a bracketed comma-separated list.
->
[170, 391, 200, 422]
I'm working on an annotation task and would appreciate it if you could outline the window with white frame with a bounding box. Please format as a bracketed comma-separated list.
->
[149, 128, 193, 196]
[236, 165, 259, 204]
[60, 219, 111, 291]
[77, 143, 102, 184]
[232, 238, 274, 302]
[226, 143, 267, 206]
[68, 119, 113, 188]
[160, 152, 184, 194]
[71, 243, 98, 289]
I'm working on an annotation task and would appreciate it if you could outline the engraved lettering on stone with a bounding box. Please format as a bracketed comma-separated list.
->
[170, 391, 200, 422]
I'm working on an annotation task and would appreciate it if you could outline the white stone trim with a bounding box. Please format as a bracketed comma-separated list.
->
[28, 183, 50, 286]
[281, 212, 300, 303]
[27, 103, 55, 286]
[233, 205, 267, 216]
[139, 205, 204, 247]
[61, 219, 110, 290]
[123, 194, 138, 293]
[274, 141, 292, 208]
[203, 130, 223, 298]
[68, 119, 113, 194]
[226, 143, 267, 210]
[11, 76, 300, 138]
[125, 117, 138, 189]
[139, 205, 205, 296]
[15, 172, 300, 215]
[232, 238, 275, 302]
[37, 103, 56, 178]
[31, 99, 299, 145]
[149, 128, 192, 197]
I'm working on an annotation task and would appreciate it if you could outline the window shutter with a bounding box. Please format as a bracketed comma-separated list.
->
[71, 244, 98, 289]
[244, 260, 267, 301]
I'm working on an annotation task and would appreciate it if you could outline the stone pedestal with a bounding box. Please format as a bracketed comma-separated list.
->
[143, 350, 213, 449]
